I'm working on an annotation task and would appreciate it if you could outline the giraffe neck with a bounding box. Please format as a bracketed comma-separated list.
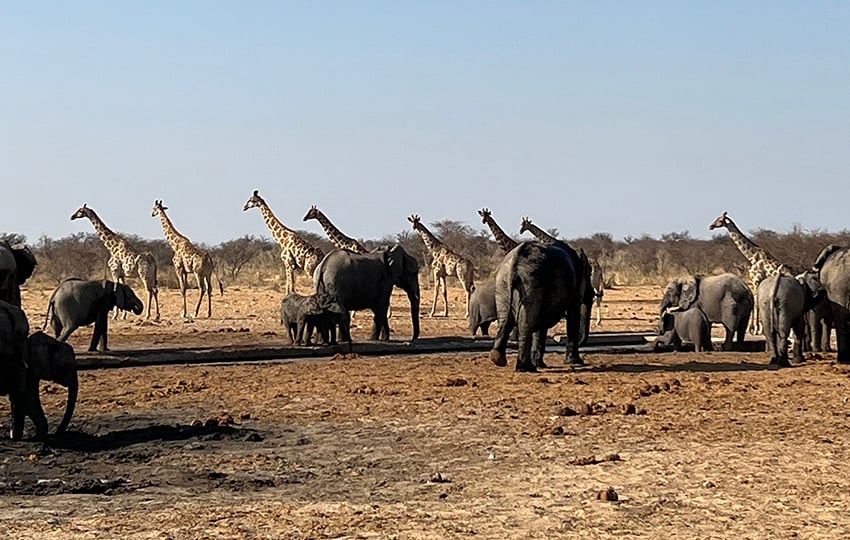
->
[158, 212, 189, 251]
[483, 216, 517, 252]
[722, 219, 762, 264]
[258, 202, 295, 247]
[526, 223, 557, 244]
[314, 211, 354, 248]
[413, 225, 444, 255]
[85, 211, 122, 253]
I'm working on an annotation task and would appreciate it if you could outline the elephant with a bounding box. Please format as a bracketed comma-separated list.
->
[0, 301, 77, 440]
[44, 278, 144, 352]
[0, 240, 37, 307]
[489, 240, 595, 372]
[757, 273, 825, 367]
[659, 273, 753, 351]
[812, 245, 850, 363]
[654, 307, 712, 352]
[280, 292, 351, 347]
[313, 245, 420, 341]
[468, 281, 497, 336]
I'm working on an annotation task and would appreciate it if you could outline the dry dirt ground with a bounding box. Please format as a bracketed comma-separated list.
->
[2, 281, 850, 539]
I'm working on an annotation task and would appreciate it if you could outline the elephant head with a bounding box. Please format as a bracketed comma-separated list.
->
[385, 245, 421, 340]
[11, 244, 37, 285]
[0, 241, 37, 307]
[797, 271, 827, 311]
[112, 282, 144, 315]
[660, 277, 699, 315]
[26, 331, 77, 434]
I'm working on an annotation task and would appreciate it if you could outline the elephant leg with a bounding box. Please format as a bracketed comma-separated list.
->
[57, 324, 77, 343]
[837, 321, 850, 364]
[24, 377, 48, 440]
[489, 311, 515, 368]
[791, 319, 806, 363]
[481, 321, 491, 337]
[90, 313, 109, 352]
[531, 329, 547, 369]
[565, 310, 584, 365]
[751, 293, 760, 335]
[514, 307, 536, 372]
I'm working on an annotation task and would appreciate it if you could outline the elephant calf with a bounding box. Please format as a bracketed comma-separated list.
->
[45, 278, 144, 352]
[280, 292, 351, 348]
[468, 282, 497, 336]
[654, 307, 712, 352]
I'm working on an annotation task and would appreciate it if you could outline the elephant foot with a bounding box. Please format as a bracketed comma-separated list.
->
[515, 362, 537, 373]
[564, 355, 584, 366]
[489, 350, 507, 367]
[533, 357, 548, 369]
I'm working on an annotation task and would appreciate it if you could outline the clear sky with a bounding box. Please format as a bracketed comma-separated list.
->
[3, 1, 849, 245]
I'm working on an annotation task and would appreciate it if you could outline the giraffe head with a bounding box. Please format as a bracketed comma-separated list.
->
[151, 200, 167, 218]
[708, 211, 730, 231]
[407, 214, 422, 230]
[477, 208, 492, 223]
[70, 203, 94, 221]
[243, 190, 265, 212]
[519, 217, 533, 235]
[302, 205, 320, 222]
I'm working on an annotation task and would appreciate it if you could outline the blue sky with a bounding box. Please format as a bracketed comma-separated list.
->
[3, 1, 849, 245]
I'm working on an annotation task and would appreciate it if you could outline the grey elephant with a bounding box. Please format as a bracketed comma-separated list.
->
[797, 270, 833, 353]
[280, 292, 351, 347]
[0, 240, 37, 307]
[313, 245, 420, 341]
[654, 307, 712, 352]
[758, 273, 825, 367]
[0, 300, 78, 440]
[45, 278, 144, 352]
[811, 245, 850, 363]
[490, 240, 595, 372]
[659, 273, 753, 351]
[468, 281, 497, 336]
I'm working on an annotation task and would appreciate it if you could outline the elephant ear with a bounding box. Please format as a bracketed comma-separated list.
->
[305, 295, 323, 316]
[11, 245, 37, 284]
[678, 277, 698, 310]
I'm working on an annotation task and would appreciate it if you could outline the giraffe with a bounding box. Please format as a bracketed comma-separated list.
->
[407, 214, 475, 318]
[71, 203, 160, 320]
[709, 211, 793, 334]
[519, 217, 606, 324]
[151, 200, 223, 319]
[478, 208, 518, 253]
[243, 190, 323, 294]
[302, 205, 367, 254]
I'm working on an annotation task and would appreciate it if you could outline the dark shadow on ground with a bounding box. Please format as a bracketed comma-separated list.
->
[45, 423, 260, 452]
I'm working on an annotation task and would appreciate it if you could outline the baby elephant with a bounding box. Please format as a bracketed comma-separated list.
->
[45, 278, 144, 352]
[468, 282, 497, 336]
[280, 292, 351, 348]
[654, 307, 712, 352]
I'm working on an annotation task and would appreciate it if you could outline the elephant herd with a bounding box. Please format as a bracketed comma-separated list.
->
[654, 244, 850, 368]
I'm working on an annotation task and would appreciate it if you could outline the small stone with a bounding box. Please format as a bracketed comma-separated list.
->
[190, 419, 203, 427]
[702, 480, 716, 489]
[623, 404, 636, 415]
[555, 406, 577, 417]
[551, 426, 565, 436]
[579, 404, 593, 416]
[602, 453, 620, 462]
[243, 432, 264, 442]
[240, 412, 251, 420]
[446, 378, 468, 387]
[597, 487, 618, 501]
[430, 472, 450, 483]
[204, 418, 219, 428]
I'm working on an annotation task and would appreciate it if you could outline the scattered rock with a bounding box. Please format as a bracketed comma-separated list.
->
[622, 404, 637, 415]
[551, 426, 565, 436]
[190, 419, 203, 427]
[446, 378, 468, 387]
[538, 377, 552, 384]
[597, 487, 619, 501]
[204, 418, 219, 428]
[602, 453, 620, 462]
[579, 404, 593, 416]
[243, 432, 264, 442]
[430, 472, 450, 483]
[702, 480, 716, 489]
[555, 406, 577, 417]
[240, 412, 251, 420]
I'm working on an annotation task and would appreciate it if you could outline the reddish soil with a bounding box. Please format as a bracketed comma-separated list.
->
[1, 281, 849, 539]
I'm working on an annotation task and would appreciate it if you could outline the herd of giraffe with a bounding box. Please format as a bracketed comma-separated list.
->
[69, 191, 787, 339]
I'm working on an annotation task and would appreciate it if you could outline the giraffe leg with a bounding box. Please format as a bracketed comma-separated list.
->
[441, 276, 449, 317]
[285, 264, 296, 294]
[193, 272, 205, 318]
[176, 268, 188, 319]
[206, 274, 213, 317]
[429, 273, 441, 317]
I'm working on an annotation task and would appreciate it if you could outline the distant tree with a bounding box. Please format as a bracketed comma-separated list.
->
[212, 235, 267, 280]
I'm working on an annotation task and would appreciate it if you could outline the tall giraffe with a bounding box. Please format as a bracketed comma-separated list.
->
[151, 200, 222, 319]
[478, 208, 518, 253]
[519, 216, 606, 325]
[407, 214, 475, 318]
[302, 205, 367, 254]
[709, 211, 792, 334]
[71, 204, 160, 320]
[243, 190, 323, 294]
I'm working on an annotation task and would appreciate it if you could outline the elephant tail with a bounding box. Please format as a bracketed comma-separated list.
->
[42, 292, 57, 331]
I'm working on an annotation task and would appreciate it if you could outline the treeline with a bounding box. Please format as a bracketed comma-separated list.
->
[4, 222, 850, 289]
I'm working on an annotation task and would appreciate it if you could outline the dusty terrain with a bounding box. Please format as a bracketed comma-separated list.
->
[2, 280, 850, 539]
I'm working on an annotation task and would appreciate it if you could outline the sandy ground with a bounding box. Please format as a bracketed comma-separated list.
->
[1, 279, 848, 539]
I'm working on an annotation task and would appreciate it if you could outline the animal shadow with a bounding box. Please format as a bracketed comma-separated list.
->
[47, 423, 260, 452]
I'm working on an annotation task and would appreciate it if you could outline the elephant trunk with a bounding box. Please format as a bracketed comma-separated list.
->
[408, 292, 420, 341]
[56, 370, 78, 434]
[579, 303, 590, 346]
